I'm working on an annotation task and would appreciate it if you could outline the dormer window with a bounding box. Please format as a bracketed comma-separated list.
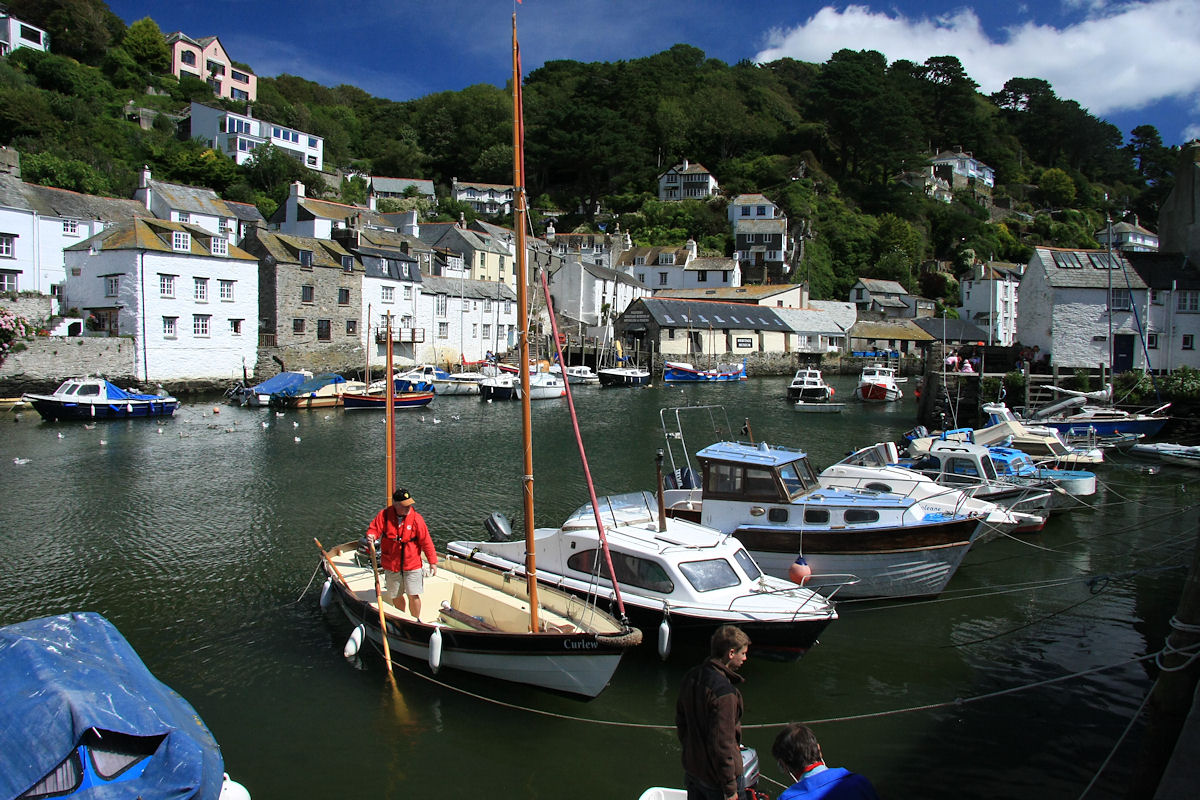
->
[634, 256, 646, 266]
[172, 231, 191, 252]
[177, 212, 190, 224]
[299, 249, 313, 268]
[210, 238, 228, 256]
[658, 253, 675, 265]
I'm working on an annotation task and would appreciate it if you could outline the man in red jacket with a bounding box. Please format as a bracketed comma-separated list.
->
[676, 625, 751, 800]
[365, 488, 438, 620]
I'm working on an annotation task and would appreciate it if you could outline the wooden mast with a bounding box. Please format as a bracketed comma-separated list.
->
[513, 13, 539, 631]
[386, 315, 395, 502]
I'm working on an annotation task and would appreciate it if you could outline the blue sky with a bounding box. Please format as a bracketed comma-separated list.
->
[107, 0, 1200, 146]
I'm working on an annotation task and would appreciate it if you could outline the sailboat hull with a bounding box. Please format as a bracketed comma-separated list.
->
[321, 544, 638, 698]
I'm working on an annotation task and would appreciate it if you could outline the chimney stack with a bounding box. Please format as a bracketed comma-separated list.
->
[291, 181, 305, 199]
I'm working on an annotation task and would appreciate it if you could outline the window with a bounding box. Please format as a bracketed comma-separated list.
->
[346, 319, 357, 335]
[740, 207, 750, 217]
[634, 256, 646, 266]
[299, 250, 313, 268]
[437, 321, 449, 339]
[189, 277, 206, 301]
[0, 271, 16, 292]
[20, 25, 42, 44]
[306, 155, 318, 167]
[678, 559, 739, 593]
[177, 212, 190, 224]
[1178, 291, 1199, 312]
[757, 205, 767, 216]
[317, 319, 331, 341]
[180, 50, 196, 66]
[472, 323, 478, 338]
[206, 60, 225, 75]
[162, 317, 177, 337]
[172, 232, 190, 252]
[659, 253, 675, 265]
[482, 324, 491, 339]
[210, 238, 228, 256]
[637, 273, 646, 284]
[104, 276, 119, 297]
[63, 220, 79, 236]
[403, 285, 412, 300]
[193, 314, 210, 336]
[436, 295, 448, 317]
[697, 270, 707, 283]
[231, 69, 249, 83]
[658, 273, 668, 286]
[1151, 289, 1164, 305]
[2, 233, 19, 257]
[159, 275, 175, 298]
[1110, 288, 1132, 311]
[219, 280, 234, 301]
[301, 285, 314, 303]
[381, 286, 394, 303]
[231, 88, 249, 101]
[844, 509, 880, 524]
[484, 298, 493, 314]
[292, 319, 305, 334]
[1184, 334, 1195, 351]
[341, 256, 354, 272]
[1147, 333, 1158, 349]
[227, 319, 242, 335]
[566, 549, 676, 593]
[334, 288, 349, 306]
[804, 508, 830, 524]
[479, 252, 486, 267]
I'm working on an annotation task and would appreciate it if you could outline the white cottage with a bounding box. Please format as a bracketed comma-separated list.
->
[64, 219, 259, 382]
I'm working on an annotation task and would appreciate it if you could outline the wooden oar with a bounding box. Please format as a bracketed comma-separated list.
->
[313, 538, 347, 584]
[367, 537, 397, 681]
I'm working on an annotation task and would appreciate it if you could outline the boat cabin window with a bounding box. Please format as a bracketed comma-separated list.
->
[980, 457, 999, 481]
[678, 558, 741, 592]
[865, 482, 893, 493]
[844, 509, 880, 524]
[778, 462, 817, 499]
[733, 549, 762, 580]
[76, 383, 100, 396]
[767, 508, 788, 522]
[57, 382, 79, 395]
[803, 508, 830, 524]
[943, 456, 981, 483]
[567, 549, 674, 593]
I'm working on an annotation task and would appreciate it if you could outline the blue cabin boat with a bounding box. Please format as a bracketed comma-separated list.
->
[22, 377, 179, 422]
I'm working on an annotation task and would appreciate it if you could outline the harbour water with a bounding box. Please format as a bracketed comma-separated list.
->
[1, 375, 1195, 799]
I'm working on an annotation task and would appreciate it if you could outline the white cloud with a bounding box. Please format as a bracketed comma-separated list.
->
[755, 1, 1200, 119]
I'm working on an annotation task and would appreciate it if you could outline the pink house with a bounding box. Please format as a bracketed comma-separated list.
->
[164, 32, 257, 103]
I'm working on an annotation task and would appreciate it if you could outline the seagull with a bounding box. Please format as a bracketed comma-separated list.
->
[83, 423, 96, 430]
[419, 415, 425, 423]
[293, 420, 299, 428]
[157, 428, 163, 434]
[451, 414, 461, 421]
[12, 457, 30, 465]
[294, 436, 301, 443]
[57, 432, 64, 439]
[275, 411, 284, 417]
[432, 416, 441, 424]
[99, 439, 107, 445]
[324, 414, 331, 420]
[261, 421, 269, 429]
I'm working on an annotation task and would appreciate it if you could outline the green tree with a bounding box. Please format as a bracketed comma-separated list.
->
[121, 18, 171, 75]
[340, 175, 368, 206]
[1038, 167, 1077, 208]
[21, 152, 112, 194]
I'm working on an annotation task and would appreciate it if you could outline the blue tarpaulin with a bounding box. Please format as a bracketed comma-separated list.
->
[0, 612, 225, 799]
[101, 380, 164, 402]
[273, 372, 346, 398]
[249, 371, 309, 395]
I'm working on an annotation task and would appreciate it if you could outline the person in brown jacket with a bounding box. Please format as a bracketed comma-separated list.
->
[675, 625, 751, 800]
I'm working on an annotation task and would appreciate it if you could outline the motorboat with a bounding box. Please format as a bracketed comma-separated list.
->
[448, 491, 840, 661]
[549, 364, 600, 385]
[854, 364, 902, 402]
[662, 360, 747, 383]
[975, 404, 1104, 465]
[0, 612, 250, 800]
[226, 370, 312, 407]
[1129, 442, 1200, 462]
[598, 364, 651, 387]
[396, 364, 483, 396]
[1025, 393, 1170, 439]
[985, 445, 1097, 509]
[786, 368, 835, 403]
[656, 406, 985, 600]
[479, 372, 517, 401]
[822, 442, 1046, 538]
[518, 370, 567, 400]
[268, 373, 365, 409]
[23, 377, 179, 421]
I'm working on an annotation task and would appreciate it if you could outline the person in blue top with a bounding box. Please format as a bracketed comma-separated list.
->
[771, 723, 880, 800]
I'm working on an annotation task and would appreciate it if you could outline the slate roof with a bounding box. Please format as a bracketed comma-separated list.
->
[0, 175, 149, 222]
[733, 219, 786, 234]
[146, 180, 233, 218]
[455, 181, 513, 193]
[1126, 251, 1200, 290]
[1028, 246, 1147, 290]
[287, 197, 393, 228]
[421, 274, 516, 302]
[871, 296, 909, 309]
[635, 298, 789, 332]
[911, 316, 989, 343]
[773, 306, 851, 334]
[615, 245, 692, 268]
[353, 227, 430, 255]
[858, 278, 907, 294]
[809, 300, 858, 331]
[730, 193, 772, 206]
[65, 218, 255, 260]
[371, 176, 435, 196]
[656, 284, 799, 302]
[848, 318, 935, 342]
[661, 161, 713, 177]
[684, 256, 736, 272]
[243, 230, 354, 269]
[225, 200, 265, 224]
[582, 262, 647, 288]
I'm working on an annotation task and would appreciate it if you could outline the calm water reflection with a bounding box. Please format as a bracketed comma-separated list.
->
[0, 375, 1194, 799]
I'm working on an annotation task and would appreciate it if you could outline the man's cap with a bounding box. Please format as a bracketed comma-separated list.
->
[393, 488, 415, 506]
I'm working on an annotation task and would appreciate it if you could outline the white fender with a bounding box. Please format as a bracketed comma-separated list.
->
[344, 624, 365, 658]
[657, 617, 672, 661]
[319, 577, 332, 609]
[428, 626, 443, 673]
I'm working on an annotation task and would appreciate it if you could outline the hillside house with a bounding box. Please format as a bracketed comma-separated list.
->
[1094, 218, 1159, 253]
[0, 9, 48, 56]
[930, 147, 995, 199]
[958, 261, 1022, 346]
[134, 167, 264, 245]
[272, 182, 394, 241]
[451, 179, 513, 216]
[850, 278, 910, 318]
[63, 219, 259, 381]
[188, 103, 323, 170]
[370, 176, 436, 205]
[164, 32, 256, 102]
[657, 160, 719, 201]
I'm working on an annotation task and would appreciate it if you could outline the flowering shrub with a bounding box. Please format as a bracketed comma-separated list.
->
[0, 307, 32, 367]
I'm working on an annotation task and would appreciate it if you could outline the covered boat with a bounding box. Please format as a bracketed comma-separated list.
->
[449, 490, 840, 661]
[23, 377, 179, 421]
[227, 370, 311, 407]
[268, 373, 362, 409]
[0, 612, 248, 800]
[662, 360, 747, 383]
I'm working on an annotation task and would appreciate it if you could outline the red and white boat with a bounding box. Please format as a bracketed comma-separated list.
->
[854, 364, 903, 402]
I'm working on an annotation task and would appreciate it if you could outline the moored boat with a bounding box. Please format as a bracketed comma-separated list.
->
[22, 377, 179, 421]
[268, 373, 364, 409]
[662, 360, 747, 383]
[1026, 394, 1171, 439]
[518, 369, 566, 400]
[854, 364, 902, 402]
[341, 389, 435, 410]
[786, 367, 835, 403]
[549, 364, 600, 385]
[227, 370, 312, 407]
[598, 365, 651, 387]
[479, 373, 517, 400]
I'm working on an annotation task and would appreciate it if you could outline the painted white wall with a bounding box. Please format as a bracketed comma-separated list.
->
[0, 206, 114, 303]
[64, 248, 258, 381]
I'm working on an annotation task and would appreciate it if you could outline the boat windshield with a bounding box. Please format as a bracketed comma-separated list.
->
[678, 558, 742, 592]
[779, 461, 817, 500]
[733, 549, 762, 581]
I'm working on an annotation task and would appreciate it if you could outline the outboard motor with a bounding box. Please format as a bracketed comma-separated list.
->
[485, 511, 512, 542]
[740, 745, 761, 798]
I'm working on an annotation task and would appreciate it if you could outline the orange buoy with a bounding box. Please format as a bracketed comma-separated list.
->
[788, 556, 812, 586]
